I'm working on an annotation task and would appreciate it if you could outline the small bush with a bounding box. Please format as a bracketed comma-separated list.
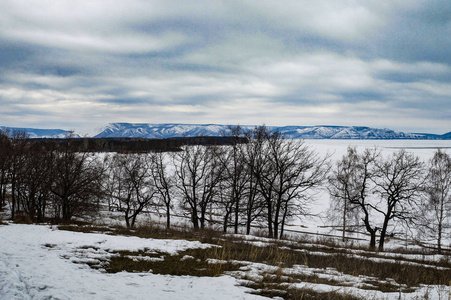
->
[13, 211, 33, 224]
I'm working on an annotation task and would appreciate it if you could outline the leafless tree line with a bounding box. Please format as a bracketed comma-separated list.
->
[329, 146, 451, 252]
[1, 127, 450, 252]
[0, 130, 104, 224]
[104, 125, 329, 240]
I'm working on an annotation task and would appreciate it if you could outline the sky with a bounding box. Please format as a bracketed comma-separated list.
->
[0, 0, 450, 135]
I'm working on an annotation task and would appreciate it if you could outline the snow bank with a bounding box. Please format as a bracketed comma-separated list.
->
[0, 224, 265, 299]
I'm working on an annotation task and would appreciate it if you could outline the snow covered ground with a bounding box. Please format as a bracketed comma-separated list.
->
[304, 139, 451, 161]
[1, 223, 449, 299]
[0, 224, 265, 300]
[1, 139, 450, 299]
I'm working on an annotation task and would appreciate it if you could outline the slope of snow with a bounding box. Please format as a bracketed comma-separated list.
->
[95, 123, 257, 139]
[1, 124, 446, 140]
[94, 123, 441, 140]
[1, 223, 449, 300]
[0, 224, 264, 300]
[0, 127, 78, 138]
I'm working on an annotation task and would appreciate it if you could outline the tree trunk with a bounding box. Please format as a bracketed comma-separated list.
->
[200, 203, 207, 229]
[234, 196, 239, 234]
[378, 215, 390, 251]
[192, 207, 199, 230]
[369, 231, 377, 250]
[246, 202, 253, 235]
[166, 203, 171, 229]
[342, 196, 347, 242]
[246, 179, 255, 235]
[223, 210, 230, 233]
[267, 201, 273, 238]
[280, 204, 288, 240]
[125, 208, 131, 228]
[437, 196, 444, 254]
[11, 180, 16, 220]
[362, 214, 377, 251]
[62, 196, 71, 223]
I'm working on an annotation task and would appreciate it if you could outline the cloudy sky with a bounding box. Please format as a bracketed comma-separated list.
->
[1, 0, 450, 135]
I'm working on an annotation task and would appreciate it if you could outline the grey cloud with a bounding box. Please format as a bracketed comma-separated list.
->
[0, 0, 450, 134]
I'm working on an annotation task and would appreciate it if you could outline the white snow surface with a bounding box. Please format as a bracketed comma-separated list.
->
[0, 224, 264, 300]
[2, 223, 449, 300]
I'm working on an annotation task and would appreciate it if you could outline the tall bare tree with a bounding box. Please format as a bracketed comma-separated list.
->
[423, 149, 451, 253]
[8, 130, 29, 219]
[0, 129, 12, 208]
[241, 127, 266, 235]
[174, 144, 223, 230]
[218, 125, 249, 233]
[328, 147, 380, 250]
[328, 146, 361, 242]
[149, 151, 175, 229]
[254, 129, 328, 239]
[17, 143, 53, 222]
[50, 140, 105, 223]
[108, 153, 155, 228]
[373, 149, 425, 251]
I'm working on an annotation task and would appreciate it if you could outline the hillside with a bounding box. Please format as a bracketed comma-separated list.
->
[0, 126, 78, 138]
[2, 123, 450, 140]
[95, 123, 450, 140]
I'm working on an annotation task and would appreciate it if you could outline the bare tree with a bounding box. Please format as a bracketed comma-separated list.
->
[423, 149, 451, 253]
[0, 129, 11, 208]
[329, 147, 380, 250]
[218, 125, 249, 233]
[149, 151, 175, 229]
[373, 149, 425, 251]
[174, 144, 223, 230]
[328, 146, 361, 242]
[8, 130, 29, 220]
[50, 140, 105, 223]
[241, 127, 266, 235]
[107, 153, 155, 228]
[16, 143, 53, 222]
[212, 145, 234, 233]
[254, 129, 328, 239]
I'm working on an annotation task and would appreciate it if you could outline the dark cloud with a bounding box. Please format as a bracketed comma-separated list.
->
[372, 2, 451, 64]
[376, 71, 450, 84]
[0, 42, 35, 70]
[97, 98, 151, 105]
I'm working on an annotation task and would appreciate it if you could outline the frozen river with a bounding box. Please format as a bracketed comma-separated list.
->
[304, 139, 451, 161]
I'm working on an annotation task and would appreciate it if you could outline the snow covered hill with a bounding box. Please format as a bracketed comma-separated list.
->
[94, 123, 449, 140]
[0, 126, 78, 138]
[94, 123, 238, 139]
[2, 123, 449, 139]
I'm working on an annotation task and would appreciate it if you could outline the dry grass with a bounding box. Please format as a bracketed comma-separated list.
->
[12, 211, 33, 224]
[58, 223, 451, 299]
[106, 248, 241, 276]
[244, 281, 361, 300]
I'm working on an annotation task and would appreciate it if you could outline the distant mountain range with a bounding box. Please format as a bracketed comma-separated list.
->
[94, 123, 451, 140]
[0, 126, 78, 138]
[2, 123, 450, 140]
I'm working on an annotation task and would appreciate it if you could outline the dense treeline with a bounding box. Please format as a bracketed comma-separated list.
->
[28, 136, 248, 153]
[0, 130, 105, 224]
[0, 127, 450, 252]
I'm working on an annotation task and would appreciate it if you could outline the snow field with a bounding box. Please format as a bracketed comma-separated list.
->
[2, 223, 450, 299]
[0, 224, 266, 299]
